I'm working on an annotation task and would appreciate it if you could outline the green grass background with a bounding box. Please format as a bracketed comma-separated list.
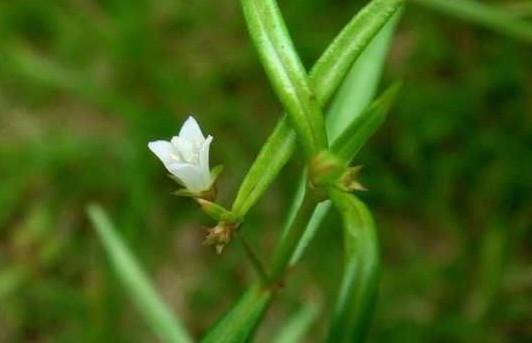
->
[0, 0, 530, 341]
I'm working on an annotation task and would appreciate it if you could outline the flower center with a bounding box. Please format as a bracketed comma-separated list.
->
[172, 137, 200, 165]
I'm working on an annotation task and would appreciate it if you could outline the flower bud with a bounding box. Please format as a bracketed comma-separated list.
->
[308, 150, 345, 188]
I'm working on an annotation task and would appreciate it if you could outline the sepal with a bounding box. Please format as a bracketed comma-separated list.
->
[339, 165, 367, 192]
[210, 165, 224, 184]
[196, 199, 237, 222]
[173, 187, 216, 201]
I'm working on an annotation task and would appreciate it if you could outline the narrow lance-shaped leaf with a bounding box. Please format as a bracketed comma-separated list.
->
[326, 191, 379, 343]
[290, 199, 332, 265]
[241, 0, 328, 156]
[412, 0, 532, 44]
[232, 0, 404, 218]
[87, 204, 193, 343]
[201, 284, 273, 343]
[311, 0, 403, 103]
[273, 302, 319, 343]
[289, 11, 402, 266]
[326, 9, 402, 140]
[231, 117, 295, 219]
[332, 81, 401, 162]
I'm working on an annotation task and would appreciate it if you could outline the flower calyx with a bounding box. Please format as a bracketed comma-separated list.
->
[308, 150, 366, 195]
[308, 150, 344, 197]
[196, 199, 240, 254]
[204, 221, 238, 254]
[195, 198, 237, 223]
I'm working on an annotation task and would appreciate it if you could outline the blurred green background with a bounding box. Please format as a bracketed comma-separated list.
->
[0, 0, 530, 342]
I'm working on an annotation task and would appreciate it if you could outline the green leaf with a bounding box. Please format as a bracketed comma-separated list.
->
[86, 204, 193, 343]
[412, 0, 532, 44]
[270, 192, 320, 280]
[331, 81, 401, 163]
[241, 0, 328, 156]
[232, 0, 404, 219]
[289, 12, 402, 266]
[327, 191, 379, 343]
[231, 117, 296, 219]
[290, 200, 331, 265]
[273, 302, 319, 343]
[201, 284, 273, 343]
[325, 9, 402, 140]
[312, 0, 404, 104]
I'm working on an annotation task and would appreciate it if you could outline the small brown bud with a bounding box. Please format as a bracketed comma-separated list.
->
[203, 222, 237, 254]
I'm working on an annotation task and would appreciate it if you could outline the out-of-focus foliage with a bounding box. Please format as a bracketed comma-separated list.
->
[0, 0, 530, 342]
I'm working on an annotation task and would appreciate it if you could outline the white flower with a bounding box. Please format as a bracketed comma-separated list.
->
[148, 116, 213, 193]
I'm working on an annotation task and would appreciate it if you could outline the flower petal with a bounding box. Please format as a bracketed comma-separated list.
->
[148, 140, 177, 166]
[174, 136, 196, 163]
[168, 163, 209, 192]
[179, 116, 205, 144]
[199, 135, 213, 178]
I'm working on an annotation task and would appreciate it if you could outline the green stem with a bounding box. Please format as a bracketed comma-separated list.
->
[270, 192, 319, 281]
[235, 233, 271, 285]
